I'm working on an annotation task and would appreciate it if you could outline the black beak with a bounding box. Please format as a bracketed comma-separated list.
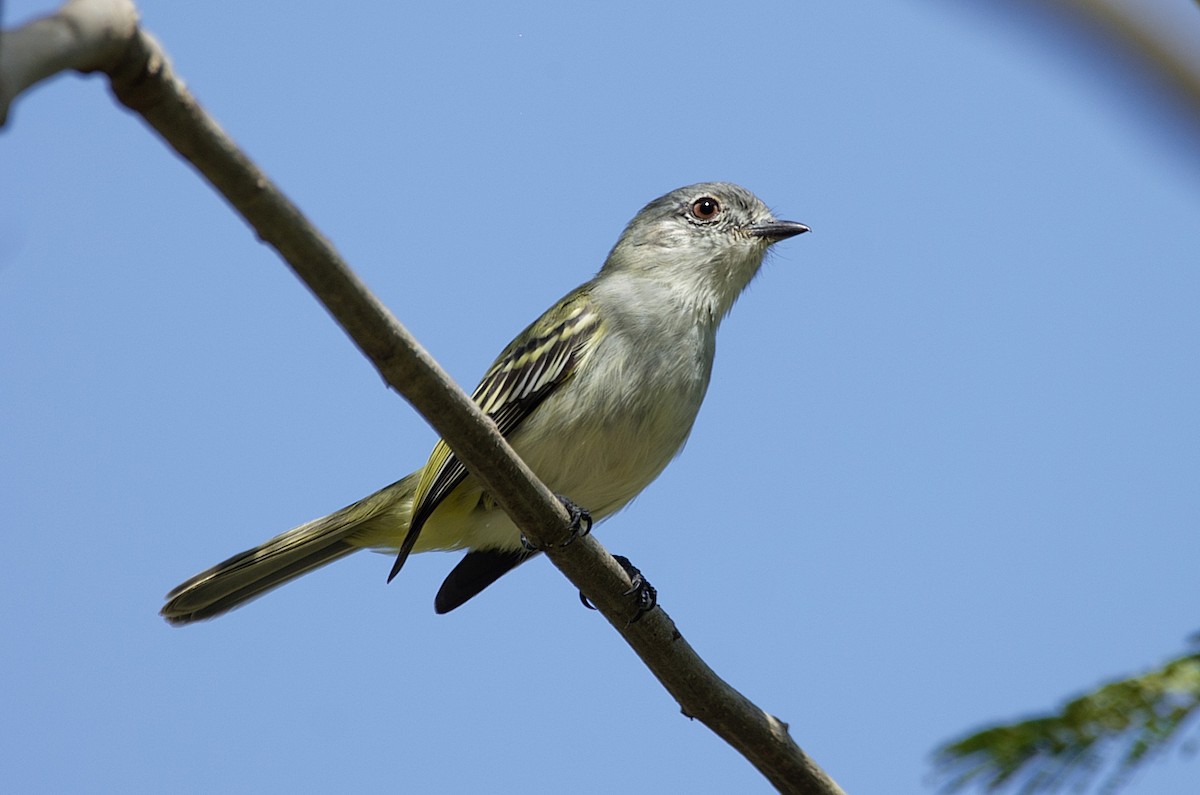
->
[748, 220, 810, 241]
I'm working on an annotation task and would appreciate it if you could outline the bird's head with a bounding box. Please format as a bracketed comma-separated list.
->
[601, 182, 809, 321]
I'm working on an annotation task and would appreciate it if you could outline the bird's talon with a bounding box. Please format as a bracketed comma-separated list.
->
[557, 496, 593, 547]
[626, 580, 658, 624]
[613, 554, 657, 624]
[520, 496, 591, 552]
[577, 555, 656, 621]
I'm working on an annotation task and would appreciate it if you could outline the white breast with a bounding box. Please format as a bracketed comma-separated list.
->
[511, 278, 717, 518]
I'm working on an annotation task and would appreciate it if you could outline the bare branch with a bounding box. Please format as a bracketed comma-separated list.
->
[0, 0, 137, 124]
[0, 2, 844, 792]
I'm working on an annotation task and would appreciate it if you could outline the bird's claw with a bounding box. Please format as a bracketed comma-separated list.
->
[578, 554, 657, 624]
[557, 496, 593, 547]
[520, 495, 592, 551]
[615, 554, 657, 624]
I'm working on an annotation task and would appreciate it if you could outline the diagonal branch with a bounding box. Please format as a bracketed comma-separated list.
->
[1, 2, 845, 793]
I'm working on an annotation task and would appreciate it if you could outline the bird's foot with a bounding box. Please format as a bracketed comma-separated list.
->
[579, 554, 657, 625]
[520, 495, 593, 551]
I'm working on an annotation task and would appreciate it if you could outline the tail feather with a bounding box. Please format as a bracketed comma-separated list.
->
[161, 477, 415, 625]
[435, 548, 538, 614]
[161, 538, 358, 625]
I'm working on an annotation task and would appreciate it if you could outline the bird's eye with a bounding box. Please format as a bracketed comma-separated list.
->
[690, 197, 720, 221]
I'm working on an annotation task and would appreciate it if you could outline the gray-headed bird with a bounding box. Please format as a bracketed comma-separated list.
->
[161, 182, 809, 625]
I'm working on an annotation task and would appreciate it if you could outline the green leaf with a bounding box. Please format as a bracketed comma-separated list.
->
[931, 643, 1200, 794]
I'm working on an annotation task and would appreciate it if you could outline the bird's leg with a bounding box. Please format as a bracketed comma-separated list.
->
[579, 554, 657, 625]
[520, 495, 592, 551]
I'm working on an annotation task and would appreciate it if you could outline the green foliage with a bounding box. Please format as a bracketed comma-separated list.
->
[932, 644, 1200, 794]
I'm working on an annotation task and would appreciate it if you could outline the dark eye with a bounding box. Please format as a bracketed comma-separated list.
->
[690, 197, 720, 221]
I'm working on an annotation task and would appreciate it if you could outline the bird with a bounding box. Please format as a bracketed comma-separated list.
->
[161, 182, 809, 625]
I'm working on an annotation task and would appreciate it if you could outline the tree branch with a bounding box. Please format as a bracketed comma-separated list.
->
[0, 2, 844, 793]
[0, 0, 137, 124]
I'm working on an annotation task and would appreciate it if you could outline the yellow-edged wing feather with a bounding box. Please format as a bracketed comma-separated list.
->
[386, 289, 602, 581]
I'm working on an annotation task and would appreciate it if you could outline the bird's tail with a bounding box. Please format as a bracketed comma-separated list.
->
[160, 475, 416, 625]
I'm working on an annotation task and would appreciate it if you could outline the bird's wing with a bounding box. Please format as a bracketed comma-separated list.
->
[387, 289, 602, 580]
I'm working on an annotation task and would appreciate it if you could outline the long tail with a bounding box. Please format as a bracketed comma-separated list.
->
[160, 475, 415, 625]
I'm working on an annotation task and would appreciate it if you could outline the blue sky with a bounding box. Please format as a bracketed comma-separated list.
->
[3, 2, 1199, 793]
